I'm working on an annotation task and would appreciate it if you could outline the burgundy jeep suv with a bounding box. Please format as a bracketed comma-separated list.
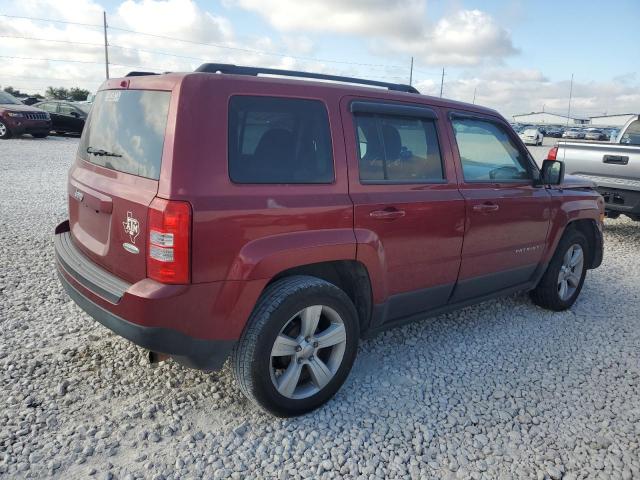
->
[54, 64, 604, 416]
[0, 91, 51, 139]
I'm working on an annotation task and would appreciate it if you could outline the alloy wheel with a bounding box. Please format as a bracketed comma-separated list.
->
[558, 243, 584, 301]
[269, 305, 347, 399]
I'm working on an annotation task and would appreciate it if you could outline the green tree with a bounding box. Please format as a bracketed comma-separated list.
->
[3, 86, 23, 97]
[69, 87, 90, 101]
[45, 86, 70, 100]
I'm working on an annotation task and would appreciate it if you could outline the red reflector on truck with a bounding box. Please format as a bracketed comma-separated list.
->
[547, 146, 558, 161]
[147, 198, 191, 284]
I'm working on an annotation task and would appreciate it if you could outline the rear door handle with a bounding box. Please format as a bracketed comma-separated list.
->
[369, 208, 406, 220]
[473, 202, 500, 213]
[603, 155, 629, 165]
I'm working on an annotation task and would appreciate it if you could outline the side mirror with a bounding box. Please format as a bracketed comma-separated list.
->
[541, 159, 565, 185]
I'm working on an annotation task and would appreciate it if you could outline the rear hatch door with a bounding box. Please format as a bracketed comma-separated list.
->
[68, 89, 172, 284]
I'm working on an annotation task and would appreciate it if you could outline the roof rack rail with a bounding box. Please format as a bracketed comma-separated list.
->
[194, 63, 419, 94]
[125, 71, 159, 77]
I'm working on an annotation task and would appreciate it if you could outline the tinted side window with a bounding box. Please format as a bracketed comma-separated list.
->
[38, 103, 57, 113]
[452, 118, 531, 181]
[355, 114, 444, 182]
[59, 104, 76, 115]
[228, 96, 333, 184]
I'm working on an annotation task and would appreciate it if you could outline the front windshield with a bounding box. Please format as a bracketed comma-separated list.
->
[0, 91, 21, 105]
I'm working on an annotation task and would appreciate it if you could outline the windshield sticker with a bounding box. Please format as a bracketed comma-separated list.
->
[104, 91, 121, 102]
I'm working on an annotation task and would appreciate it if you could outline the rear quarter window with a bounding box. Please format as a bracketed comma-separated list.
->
[228, 96, 334, 184]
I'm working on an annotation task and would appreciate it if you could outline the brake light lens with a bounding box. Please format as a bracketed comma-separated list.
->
[547, 146, 558, 161]
[147, 197, 191, 284]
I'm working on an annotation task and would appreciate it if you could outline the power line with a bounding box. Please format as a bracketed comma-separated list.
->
[0, 13, 406, 70]
[0, 54, 165, 71]
[0, 35, 103, 47]
[0, 14, 102, 28]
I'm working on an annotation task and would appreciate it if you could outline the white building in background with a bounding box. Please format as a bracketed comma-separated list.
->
[588, 113, 637, 127]
[512, 112, 589, 126]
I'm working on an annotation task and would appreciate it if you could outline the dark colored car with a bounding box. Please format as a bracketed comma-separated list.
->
[34, 100, 89, 135]
[21, 97, 42, 106]
[54, 64, 604, 416]
[546, 127, 564, 138]
[0, 91, 51, 139]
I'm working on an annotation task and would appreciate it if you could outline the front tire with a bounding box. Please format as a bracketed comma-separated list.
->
[0, 120, 12, 139]
[530, 229, 588, 311]
[232, 276, 359, 417]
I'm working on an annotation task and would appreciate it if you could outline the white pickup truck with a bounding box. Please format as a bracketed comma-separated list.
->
[549, 115, 640, 221]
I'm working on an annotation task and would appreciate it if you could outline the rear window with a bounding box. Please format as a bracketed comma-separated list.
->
[228, 96, 333, 184]
[78, 90, 171, 180]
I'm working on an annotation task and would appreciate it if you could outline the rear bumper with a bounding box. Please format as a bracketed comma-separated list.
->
[596, 186, 640, 217]
[54, 221, 249, 370]
[58, 272, 234, 369]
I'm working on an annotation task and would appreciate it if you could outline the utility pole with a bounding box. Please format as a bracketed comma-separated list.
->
[409, 56, 414, 86]
[566, 73, 574, 127]
[439, 67, 445, 98]
[103, 11, 110, 79]
[472, 87, 477, 104]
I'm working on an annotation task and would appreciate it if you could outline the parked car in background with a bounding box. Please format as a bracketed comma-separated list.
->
[54, 64, 604, 416]
[0, 91, 51, 139]
[21, 97, 42, 106]
[584, 129, 607, 141]
[34, 100, 89, 135]
[551, 115, 640, 221]
[519, 127, 544, 145]
[563, 128, 585, 139]
[546, 127, 564, 138]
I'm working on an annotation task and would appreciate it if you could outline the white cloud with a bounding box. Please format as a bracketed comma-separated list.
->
[402, 9, 518, 65]
[227, 0, 425, 38]
[0, 0, 309, 94]
[229, 1, 517, 66]
[116, 0, 233, 43]
[415, 68, 640, 119]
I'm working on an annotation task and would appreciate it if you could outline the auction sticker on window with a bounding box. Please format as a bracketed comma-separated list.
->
[104, 91, 121, 102]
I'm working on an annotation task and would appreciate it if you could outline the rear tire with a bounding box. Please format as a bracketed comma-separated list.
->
[231, 275, 359, 417]
[0, 120, 12, 139]
[530, 228, 589, 311]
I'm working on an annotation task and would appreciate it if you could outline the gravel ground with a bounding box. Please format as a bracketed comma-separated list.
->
[1, 136, 639, 480]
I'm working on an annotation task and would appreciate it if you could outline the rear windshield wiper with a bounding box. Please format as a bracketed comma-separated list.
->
[86, 146, 122, 157]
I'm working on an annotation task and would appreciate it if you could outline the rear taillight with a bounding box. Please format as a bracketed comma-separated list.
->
[147, 197, 191, 284]
[547, 146, 558, 161]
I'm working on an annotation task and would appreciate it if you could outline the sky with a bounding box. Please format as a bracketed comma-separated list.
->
[0, 0, 638, 119]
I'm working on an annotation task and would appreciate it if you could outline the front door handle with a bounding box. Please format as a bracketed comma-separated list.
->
[369, 208, 406, 220]
[473, 202, 500, 213]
